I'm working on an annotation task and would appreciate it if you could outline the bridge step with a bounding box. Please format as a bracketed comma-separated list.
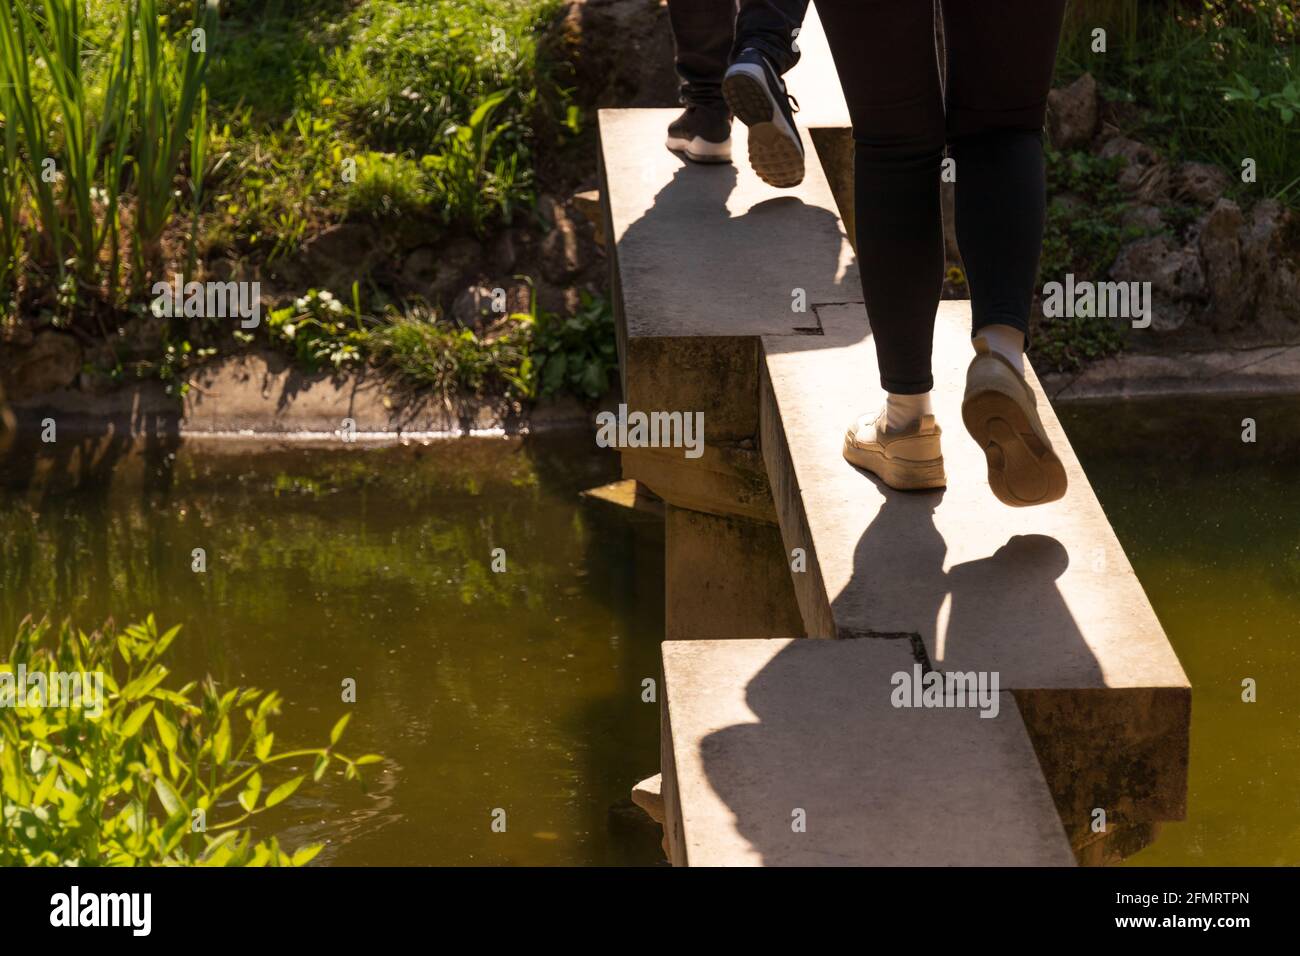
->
[661, 637, 1076, 866]
[759, 301, 1191, 830]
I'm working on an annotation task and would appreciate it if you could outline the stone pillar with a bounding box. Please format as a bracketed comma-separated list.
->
[664, 504, 804, 644]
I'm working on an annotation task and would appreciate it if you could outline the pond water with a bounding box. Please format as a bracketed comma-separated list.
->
[1058, 397, 1300, 866]
[2, 396, 1296, 866]
[0, 432, 666, 866]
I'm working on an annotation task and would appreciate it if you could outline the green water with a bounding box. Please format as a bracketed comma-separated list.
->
[2, 397, 1297, 866]
[0, 433, 666, 866]
[1058, 397, 1300, 866]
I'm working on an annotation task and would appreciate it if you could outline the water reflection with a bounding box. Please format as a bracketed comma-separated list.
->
[0, 432, 666, 866]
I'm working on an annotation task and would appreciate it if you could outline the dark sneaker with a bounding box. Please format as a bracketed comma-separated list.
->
[722, 48, 805, 188]
[665, 106, 732, 163]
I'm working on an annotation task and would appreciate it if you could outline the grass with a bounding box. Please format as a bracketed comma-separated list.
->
[0, 0, 212, 316]
[205, 0, 567, 258]
[1058, 0, 1300, 204]
[1, 0, 595, 402]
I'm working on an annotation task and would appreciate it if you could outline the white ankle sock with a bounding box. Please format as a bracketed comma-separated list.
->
[885, 391, 933, 431]
[975, 324, 1026, 376]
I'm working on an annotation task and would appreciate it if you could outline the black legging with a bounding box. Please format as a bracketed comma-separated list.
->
[816, 0, 1068, 394]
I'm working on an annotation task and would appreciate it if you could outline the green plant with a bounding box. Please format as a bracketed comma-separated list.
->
[1035, 148, 1143, 371]
[267, 289, 365, 370]
[371, 304, 534, 402]
[0, 0, 215, 308]
[1057, 1, 1300, 203]
[344, 151, 429, 219]
[0, 615, 380, 866]
[422, 89, 518, 234]
[0, 41, 24, 303]
[130, 0, 215, 282]
[531, 290, 617, 400]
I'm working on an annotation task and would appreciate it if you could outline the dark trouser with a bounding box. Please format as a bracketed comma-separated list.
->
[667, 0, 810, 111]
[817, 0, 1067, 394]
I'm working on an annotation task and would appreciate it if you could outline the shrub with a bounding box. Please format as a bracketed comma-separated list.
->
[0, 615, 380, 866]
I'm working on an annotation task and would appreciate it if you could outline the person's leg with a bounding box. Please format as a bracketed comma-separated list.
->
[732, 0, 810, 75]
[818, 0, 946, 397]
[667, 0, 736, 112]
[664, 0, 736, 162]
[942, 0, 1067, 357]
[722, 0, 811, 187]
[823, 0, 948, 489]
[942, 0, 1070, 506]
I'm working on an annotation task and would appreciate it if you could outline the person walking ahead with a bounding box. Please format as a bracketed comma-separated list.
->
[732, 0, 1068, 507]
[664, 0, 809, 188]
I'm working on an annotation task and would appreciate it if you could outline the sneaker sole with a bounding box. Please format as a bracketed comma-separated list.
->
[842, 436, 947, 491]
[722, 66, 804, 188]
[961, 389, 1068, 507]
[665, 134, 732, 163]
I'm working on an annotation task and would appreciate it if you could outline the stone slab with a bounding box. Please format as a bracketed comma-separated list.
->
[598, 107, 857, 443]
[759, 301, 1191, 826]
[760, 301, 1189, 690]
[661, 637, 1075, 866]
[664, 505, 803, 644]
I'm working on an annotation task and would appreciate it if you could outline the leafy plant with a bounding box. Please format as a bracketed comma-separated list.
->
[0, 615, 380, 866]
[130, 0, 215, 281]
[370, 304, 534, 402]
[532, 291, 617, 400]
[267, 289, 365, 371]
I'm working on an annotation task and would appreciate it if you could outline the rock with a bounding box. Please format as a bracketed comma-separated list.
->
[539, 200, 593, 283]
[450, 279, 533, 332]
[1047, 73, 1099, 150]
[1243, 200, 1300, 339]
[2, 331, 83, 399]
[629, 773, 669, 860]
[1174, 161, 1231, 207]
[78, 342, 119, 394]
[1198, 199, 1245, 323]
[631, 773, 664, 823]
[490, 228, 518, 273]
[1, 319, 33, 348]
[571, 188, 605, 247]
[1121, 204, 1165, 234]
[1110, 236, 1204, 333]
[119, 313, 169, 360]
[399, 237, 481, 309]
[298, 222, 389, 296]
[1099, 136, 1168, 201]
[556, 0, 677, 110]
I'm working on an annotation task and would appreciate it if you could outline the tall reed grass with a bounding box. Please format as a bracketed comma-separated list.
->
[0, 0, 214, 314]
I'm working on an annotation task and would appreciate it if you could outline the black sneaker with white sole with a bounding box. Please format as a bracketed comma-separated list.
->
[722, 48, 804, 188]
[665, 106, 732, 163]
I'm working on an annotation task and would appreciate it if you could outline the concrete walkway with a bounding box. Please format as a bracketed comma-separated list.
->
[600, 4, 1189, 866]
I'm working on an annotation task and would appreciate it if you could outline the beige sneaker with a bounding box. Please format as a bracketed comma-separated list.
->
[842, 411, 946, 490]
[961, 338, 1068, 507]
